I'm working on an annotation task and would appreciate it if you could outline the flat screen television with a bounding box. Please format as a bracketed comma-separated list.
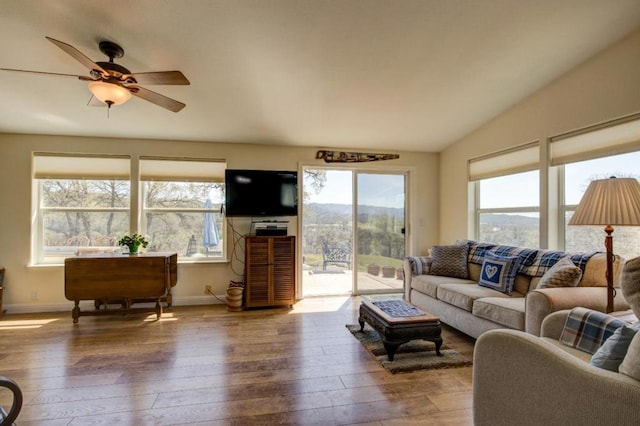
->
[225, 169, 298, 217]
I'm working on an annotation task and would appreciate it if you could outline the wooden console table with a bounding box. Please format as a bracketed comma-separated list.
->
[64, 252, 177, 323]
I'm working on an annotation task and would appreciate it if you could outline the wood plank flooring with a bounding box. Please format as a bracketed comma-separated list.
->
[0, 296, 475, 425]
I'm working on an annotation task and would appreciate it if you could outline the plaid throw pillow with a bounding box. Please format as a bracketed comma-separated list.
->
[429, 245, 469, 279]
[477, 251, 519, 295]
[560, 307, 626, 354]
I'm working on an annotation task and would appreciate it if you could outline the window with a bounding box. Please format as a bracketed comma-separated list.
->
[140, 158, 226, 261]
[552, 114, 640, 259]
[33, 154, 131, 264]
[561, 152, 640, 259]
[476, 171, 540, 247]
[469, 142, 540, 247]
[32, 154, 227, 265]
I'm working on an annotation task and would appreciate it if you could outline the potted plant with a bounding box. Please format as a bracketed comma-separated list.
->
[118, 233, 149, 254]
[367, 264, 380, 276]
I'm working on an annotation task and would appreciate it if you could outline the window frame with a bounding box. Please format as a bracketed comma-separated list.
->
[473, 171, 541, 247]
[31, 154, 228, 266]
[469, 142, 541, 246]
[140, 180, 227, 263]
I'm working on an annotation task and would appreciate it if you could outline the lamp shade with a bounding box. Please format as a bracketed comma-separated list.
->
[88, 81, 132, 105]
[568, 177, 640, 226]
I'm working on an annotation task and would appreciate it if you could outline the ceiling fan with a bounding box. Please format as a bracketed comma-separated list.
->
[0, 36, 190, 112]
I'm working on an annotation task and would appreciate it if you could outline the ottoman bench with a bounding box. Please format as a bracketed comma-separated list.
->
[358, 298, 443, 361]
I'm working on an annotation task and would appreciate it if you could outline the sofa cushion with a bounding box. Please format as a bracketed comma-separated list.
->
[437, 283, 512, 312]
[410, 274, 475, 299]
[537, 256, 583, 289]
[578, 253, 623, 287]
[472, 296, 526, 330]
[429, 245, 469, 279]
[619, 331, 640, 380]
[620, 255, 640, 318]
[559, 307, 626, 354]
[590, 322, 640, 371]
[478, 252, 519, 295]
[513, 274, 532, 295]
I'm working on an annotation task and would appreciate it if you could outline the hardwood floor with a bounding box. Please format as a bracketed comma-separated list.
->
[0, 296, 475, 425]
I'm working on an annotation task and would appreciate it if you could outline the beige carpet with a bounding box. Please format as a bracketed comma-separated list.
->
[346, 324, 472, 374]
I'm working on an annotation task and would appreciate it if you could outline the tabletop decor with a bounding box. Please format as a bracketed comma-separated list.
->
[118, 233, 149, 254]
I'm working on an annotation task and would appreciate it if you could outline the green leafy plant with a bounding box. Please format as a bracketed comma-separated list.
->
[118, 233, 149, 253]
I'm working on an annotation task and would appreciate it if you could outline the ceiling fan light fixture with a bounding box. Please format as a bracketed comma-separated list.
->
[88, 81, 131, 106]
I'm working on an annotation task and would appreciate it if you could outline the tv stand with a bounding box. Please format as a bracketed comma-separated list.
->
[244, 236, 295, 308]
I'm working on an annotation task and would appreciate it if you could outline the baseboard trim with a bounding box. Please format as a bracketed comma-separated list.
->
[3, 295, 226, 315]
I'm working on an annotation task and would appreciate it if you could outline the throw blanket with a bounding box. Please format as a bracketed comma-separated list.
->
[559, 307, 626, 354]
[407, 256, 431, 275]
[465, 240, 599, 277]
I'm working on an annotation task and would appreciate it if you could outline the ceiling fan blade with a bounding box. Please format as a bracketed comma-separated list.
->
[125, 71, 190, 85]
[46, 36, 107, 75]
[0, 68, 94, 81]
[128, 85, 186, 112]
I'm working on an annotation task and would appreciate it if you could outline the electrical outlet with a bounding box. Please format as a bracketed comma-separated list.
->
[31, 290, 38, 301]
[204, 285, 212, 295]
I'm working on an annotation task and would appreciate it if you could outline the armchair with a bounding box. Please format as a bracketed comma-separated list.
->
[473, 310, 640, 426]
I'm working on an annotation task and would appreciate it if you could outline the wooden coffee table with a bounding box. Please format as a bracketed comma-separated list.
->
[358, 298, 442, 361]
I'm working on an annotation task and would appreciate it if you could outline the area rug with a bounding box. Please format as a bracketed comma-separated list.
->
[346, 324, 472, 374]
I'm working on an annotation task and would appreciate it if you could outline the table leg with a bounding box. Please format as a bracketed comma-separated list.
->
[382, 340, 401, 361]
[433, 337, 443, 356]
[166, 289, 173, 307]
[72, 301, 80, 324]
[155, 300, 162, 320]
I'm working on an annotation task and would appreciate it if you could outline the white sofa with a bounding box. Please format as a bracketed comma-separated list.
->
[403, 241, 629, 338]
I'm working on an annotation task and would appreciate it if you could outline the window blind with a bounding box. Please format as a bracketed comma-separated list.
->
[139, 157, 226, 182]
[468, 142, 539, 181]
[550, 114, 640, 166]
[33, 153, 130, 180]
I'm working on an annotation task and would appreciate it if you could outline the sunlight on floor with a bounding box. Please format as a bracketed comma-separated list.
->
[288, 295, 354, 314]
[144, 312, 178, 322]
[0, 318, 59, 330]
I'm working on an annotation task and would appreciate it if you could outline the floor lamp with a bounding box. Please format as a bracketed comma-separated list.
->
[568, 177, 640, 313]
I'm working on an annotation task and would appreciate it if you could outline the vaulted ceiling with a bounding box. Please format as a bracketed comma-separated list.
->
[1, 0, 640, 152]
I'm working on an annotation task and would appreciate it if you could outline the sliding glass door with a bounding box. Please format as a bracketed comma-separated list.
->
[301, 168, 406, 297]
[356, 173, 406, 292]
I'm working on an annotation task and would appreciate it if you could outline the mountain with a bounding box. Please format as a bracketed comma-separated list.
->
[304, 203, 404, 224]
[479, 213, 538, 227]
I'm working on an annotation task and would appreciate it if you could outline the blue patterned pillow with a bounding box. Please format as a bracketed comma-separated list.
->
[478, 251, 519, 295]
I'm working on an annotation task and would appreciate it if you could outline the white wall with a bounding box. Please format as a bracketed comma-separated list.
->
[439, 28, 640, 244]
[0, 134, 438, 312]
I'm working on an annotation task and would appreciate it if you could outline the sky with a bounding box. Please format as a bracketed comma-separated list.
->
[305, 170, 405, 209]
[481, 151, 640, 208]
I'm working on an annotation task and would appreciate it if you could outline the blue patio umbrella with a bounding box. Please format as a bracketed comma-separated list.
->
[203, 198, 220, 249]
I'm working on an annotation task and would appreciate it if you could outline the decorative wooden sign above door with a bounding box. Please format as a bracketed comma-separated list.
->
[316, 150, 399, 163]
